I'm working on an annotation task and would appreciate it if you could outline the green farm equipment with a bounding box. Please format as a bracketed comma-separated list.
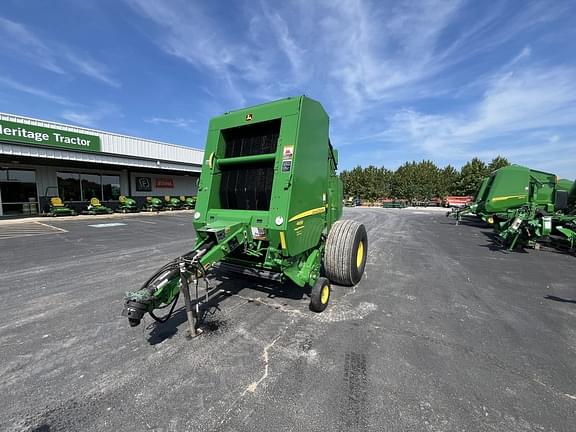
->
[476, 165, 560, 223]
[164, 195, 182, 211]
[382, 200, 407, 209]
[42, 187, 76, 216]
[181, 196, 197, 210]
[83, 197, 113, 215]
[498, 179, 576, 251]
[115, 195, 139, 213]
[449, 165, 566, 225]
[345, 196, 361, 207]
[142, 196, 164, 212]
[122, 96, 368, 336]
[447, 177, 489, 222]
[44, 196, 77, 217]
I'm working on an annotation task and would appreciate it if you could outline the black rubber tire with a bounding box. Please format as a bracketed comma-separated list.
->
[324, 220, 368, 286]
[310, 277, 331, 313]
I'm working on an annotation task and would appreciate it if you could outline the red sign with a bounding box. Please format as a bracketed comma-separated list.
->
[155, 177, 174, 188]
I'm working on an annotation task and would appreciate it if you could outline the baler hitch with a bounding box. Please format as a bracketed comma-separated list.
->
[122, 241, 214, 337]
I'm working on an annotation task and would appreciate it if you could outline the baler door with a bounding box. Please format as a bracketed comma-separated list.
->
[219, 119, 280, 211]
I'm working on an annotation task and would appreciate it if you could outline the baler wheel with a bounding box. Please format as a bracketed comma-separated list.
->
[324, 220, 367, 286]
[310, 277, 331, 312]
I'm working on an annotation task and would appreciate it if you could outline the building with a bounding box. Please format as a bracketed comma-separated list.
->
[0, 113, 204, 217]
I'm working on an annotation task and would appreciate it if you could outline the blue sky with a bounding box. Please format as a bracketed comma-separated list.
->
[0, 0, 575, 177]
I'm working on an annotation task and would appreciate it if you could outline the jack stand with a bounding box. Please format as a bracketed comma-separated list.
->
[179, 262, 203, 339]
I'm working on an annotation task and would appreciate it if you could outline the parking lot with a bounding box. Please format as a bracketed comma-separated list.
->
[1, 208, 575, 432]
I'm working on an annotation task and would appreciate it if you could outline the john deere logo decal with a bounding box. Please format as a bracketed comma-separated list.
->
[245, 113, 253, 121]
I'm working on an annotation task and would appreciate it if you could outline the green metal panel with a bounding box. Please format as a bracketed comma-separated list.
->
[284, 97, 330, 256]
[482, 165, 530, 213]
[473, 177, 489, 203]
[569, 181, 576, 207]
[529, 168, 557, 207]
[0, 119, 101, 152]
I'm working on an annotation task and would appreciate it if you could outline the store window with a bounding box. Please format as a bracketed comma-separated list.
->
[56, 172, 121, 201]
[57, 172, 81, 201]
[0, 169, 38, 216]
[81, 174, 101, 200]
[102, 175, 120, 200]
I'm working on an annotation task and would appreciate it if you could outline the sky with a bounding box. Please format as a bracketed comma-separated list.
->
[0, 0, 575, 177]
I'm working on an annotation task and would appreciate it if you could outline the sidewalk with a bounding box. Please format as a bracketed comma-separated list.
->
[0, 209, 196, 225]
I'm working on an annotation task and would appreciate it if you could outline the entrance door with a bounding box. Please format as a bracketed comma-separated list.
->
[0, 169, 39, 216]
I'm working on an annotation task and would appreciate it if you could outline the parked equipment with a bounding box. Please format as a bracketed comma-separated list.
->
[115, 195, 139, 213]
[180, 196, 197, 210]
[498, 179, 576, 251]
[448, 165, 569, 224]
[164, 195, 182, 211]
[42, 187, 76, 216]
[83, 198, 113, 215]
[345, 196, 361, 207]
[142, 196, 164, 212]
[382, 200, 407, 208]
[122, 96, 368, 336]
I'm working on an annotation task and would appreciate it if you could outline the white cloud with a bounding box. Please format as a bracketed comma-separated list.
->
[146, 117, 197, 129]
[0, 17, 65, 74]
[65, 53, 121, 88]
[0, 76, 73, 106]
[126, 0, 295, 106]
[0, 16, 119, 87]
[373, 61, 576, 177]
[61, 104, 121, 128]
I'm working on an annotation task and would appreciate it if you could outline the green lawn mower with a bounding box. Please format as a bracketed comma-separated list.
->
[42, 187, 76, 217]
[142, 196, 164, 212]
[44, 196, 77, 217]
[83, 197, 113, 215]
[115, 195, 139, 213]
[180, 196, 197, 210]
[164, 195, 183, 211]
[122, 96, 368, 337]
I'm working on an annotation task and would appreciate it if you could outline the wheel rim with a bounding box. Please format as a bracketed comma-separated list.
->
[356, 240, 364, 268]
[320, 285, 330, 304]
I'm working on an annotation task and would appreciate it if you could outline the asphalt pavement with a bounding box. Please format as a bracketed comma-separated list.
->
[0, 208, 574, 432]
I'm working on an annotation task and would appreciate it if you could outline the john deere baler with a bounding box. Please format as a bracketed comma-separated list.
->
[122, 96, 368, 336]
[498, 176, 576, 251]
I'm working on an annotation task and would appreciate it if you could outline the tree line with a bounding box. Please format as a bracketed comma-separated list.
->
[340, 156, 510, 202]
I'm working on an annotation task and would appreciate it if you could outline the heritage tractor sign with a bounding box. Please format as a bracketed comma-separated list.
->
[0, 119, 101, 152]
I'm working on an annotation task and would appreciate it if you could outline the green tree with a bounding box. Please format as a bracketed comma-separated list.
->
[392, 161, 419, 202]
[457, 157, 488, 196]
[438, 164, 459, 196]
[487, 155, 510, 173]
[414, 160, 441, 200]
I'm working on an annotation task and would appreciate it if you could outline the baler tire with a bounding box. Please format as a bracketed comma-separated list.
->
[324, 220, 367, 286]
[310, 277, 331, 312]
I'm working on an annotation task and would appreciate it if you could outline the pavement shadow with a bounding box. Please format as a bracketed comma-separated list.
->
[544, 295, 576, 304]
[146, 269, 308, 345]
[478, 231, 518, 253]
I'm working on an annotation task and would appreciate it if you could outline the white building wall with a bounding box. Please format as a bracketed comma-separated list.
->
[0, 112, 204, 168]
[130, 172, 198, 197]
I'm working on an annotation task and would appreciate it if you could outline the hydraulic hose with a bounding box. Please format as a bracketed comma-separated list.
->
[149, 292, 180, 323]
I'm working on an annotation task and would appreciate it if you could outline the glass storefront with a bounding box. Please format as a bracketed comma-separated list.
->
[102, 175, 121, 201]
[81, 174, 101, 200]
[57, 172, 81, 201]
[57, 172, 120, 201]
[0, 169, 38, 216]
